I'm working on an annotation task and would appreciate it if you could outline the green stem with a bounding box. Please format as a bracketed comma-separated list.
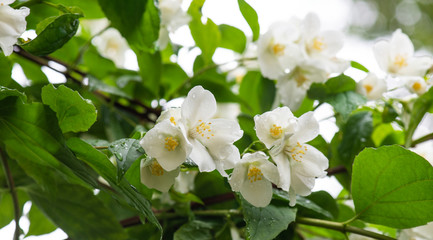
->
[296, 217, 395, 240]
[411, 132, 433, 147]
[0, 149, 21, 240]
[13, 0, 42, 8]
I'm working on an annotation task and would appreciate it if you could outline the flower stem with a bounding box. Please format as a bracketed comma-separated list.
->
[0, 149, 21, 240]
[411, 132, 433, 147]
[296, 217, 396, 240]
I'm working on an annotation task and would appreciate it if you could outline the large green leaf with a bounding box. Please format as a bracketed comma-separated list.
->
[237, 0, 260, 41]
[21, 13, 81, 56]
[50, 0, 105, 18]
[174, 221, 214, 240]
[0, 55, 13, 87]
[108, 138, 144, 181]
[219, 24, 247, 53]
[327, 91, 366, 119]
[239, 71, 276, 115]
[41, 84, 97, 133]
[241, 197, 297, 240]
[26, 204, 57, 237]
[188, 0, 221, 64]
[66, 138, 162, 233]
[28, 184, 128, 240]
[0, 86, 26, 102]
[352, 145, 433, 228]
[406, 87, 433, 146]
[136, 50, 162, 99]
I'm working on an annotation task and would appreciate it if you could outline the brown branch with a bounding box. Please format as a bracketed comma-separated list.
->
[0, 149, 21, 240]
[326, 165, 347, 176]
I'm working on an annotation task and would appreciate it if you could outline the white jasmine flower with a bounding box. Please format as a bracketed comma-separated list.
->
[399, 222, 433, 240]
[228, 152, 279, 207]
[140, 120, 192, 171]
[180, 86, 243, 176]
[173, 170, 198, 194]
[255, 107, 328, 206]
[357, 73, 387, 100]
[403, 76, 429, 96]
[373, 29, 432, 76]
[257, 21, 302, 79]
[276, 63, 328, 110]
[158, 0, 191, 49]
[140, 157, 180, 192]
[0, 0, 30, 56]
[93, 28, 130, 67]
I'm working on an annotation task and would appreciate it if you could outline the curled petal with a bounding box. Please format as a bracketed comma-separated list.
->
[189, 138, 216, 172]
[272, 153, 291, 191]
[181, 86, 217, 127]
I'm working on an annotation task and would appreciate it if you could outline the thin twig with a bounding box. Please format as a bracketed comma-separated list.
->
[326, 165, 347, 176]
[411, 132, 433, 147]
[0, 149, 21, 240]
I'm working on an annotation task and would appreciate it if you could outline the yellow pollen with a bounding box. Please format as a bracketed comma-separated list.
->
[151, 161, 164, 176]
[287, 142, 307, 162]
[394, 55, 408, 68]
[312, 37, 325, 51]
[413, 82, 422, 92]
[269, 124, 283, 138]
[295, 74, 308, 87]
[272, 43, 285, 56]
[364, 84, 373, 94]
[248, 166, 264, 183]
[170, 116, 176, 125]
[195, 121, 213, 139]
[164, 137, 179, 151]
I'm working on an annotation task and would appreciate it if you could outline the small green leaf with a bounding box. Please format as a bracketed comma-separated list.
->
[29, 184, 128, 240]
[136, 50, 162, 98]
[219, 24, 247, 53]
[188, 0, 221, 64]
[42, 84, 97, 133]
[174, 220, 214, 240]
[169, 190, 204, 205]
[350, 61, 369, 72]
[21, 13, 80, 56]
[327, 91, 366, 119]
[352, 145, 433, 228]
[239, 71, 276, 115]
[0, 193, 14, 228]
[237, 0, 260, 41]
[0, 86, 26, 103]
[108, 138, 144, 181]
[0, 53, 13, 87]
[406, 87, 433, 146]
[241, 197, 297, 240]
[26, 204, 57, 237]
[325, 75, 357, 94]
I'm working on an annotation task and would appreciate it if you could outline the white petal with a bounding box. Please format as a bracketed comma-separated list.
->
[240, 177, 273, 207]
[389, 29, 414, 61]
[357, 73, 387, 100]
[290, 111, 319, 144]
[181, 86, 217, 127]
[194, 119, 243, 147]
[157, 107, 181, 125]
[319, 30, 344, 57]
[277, 80, 307, 111]
[0, 0, 15, 5]
[290, 144, 328, 178]
[272, 153, 291, 191]
[302, 13, 320, 37]
[402, 56, 433, 76]
[288, 188, 297, 206]
[140, 158, 180, 192]
[257, 157, 280, 185]
[188, 138, 216, 172]
[211, 145, 240, 176]
[290, 173, 315, 196]
[373, 40, 390, 73]
[140, 120, 191, 171]
[228, 163, 247, 191]
[0, 6, 29, 56]
[254, 107, 296, 148]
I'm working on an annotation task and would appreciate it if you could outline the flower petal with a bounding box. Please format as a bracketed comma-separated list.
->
[254, 107, 296, 148]
[240, 177, 273, 207]
[272, 153, 291, 191]
[290, 144, 328, 178]
[290, 111, 319, 144]
[157, 107, 181, 125]
[373, 40, 390, 73]
[189, 138, 216, 172]
[229, 163, 247, 192]
[140, 158, 180, 192]
[181, 86, 217, 127]
[290, 173, 315, 196]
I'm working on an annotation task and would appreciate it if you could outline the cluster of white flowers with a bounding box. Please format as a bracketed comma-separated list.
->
[139, 86, 243, 192]
[230, 107, 328, 207]
[157, 0, 191, 49]
[0, 0, 29, 56]
[257, 13, 348, 110]
[357, 29, 433, 100]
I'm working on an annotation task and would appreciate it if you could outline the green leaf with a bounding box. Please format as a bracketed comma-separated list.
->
[50, 0, 105, 19]
[88, 75, 132, 99]
[219, 24, 247, 53]
[239, 71, 276, 115]
[169, 190, 204, 205]
[237, 0, 260, 41]
[161, 63, 188, 99]
[66, 138, 162, 233]
[26, 204, 57, 237]
[28, 184, 128, 240]
[41, 84, 97, 133]
[136, 50, 162, 98]
[188, 0, 221, 64]
[0, 193, 14, 228]
[0, 86, 26, 103]
[325, 75, 357, 94]
[241, 197, 297, 240]
[327, 91, 366, 119]
[108, 138, 144, 181]
[21, 13, 80, 56]
[0, 54, 13, 87]
[406, 87, 433, 146]
[174, 220, 214, 240]
[350, 61, 369, 72]
[352, 145, 433, 228]
[338, 111, 373, 163]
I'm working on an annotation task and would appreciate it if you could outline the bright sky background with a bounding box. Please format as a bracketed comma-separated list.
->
[3, 0, 428, 239]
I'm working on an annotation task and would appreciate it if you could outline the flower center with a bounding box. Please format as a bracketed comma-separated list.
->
[412, 82, 423, 92]
[394, 55, 408, 68]
[295, 74, 308, 87]
[271, 43, 285, 56]
[312, 37, 325, 51]
[286, 142, 308, 162]
[194, 120, 214, 140]
[164, 136, 179, 151]
[269, 124, 283, 138]
[151, 161, 164, 176]
[364, 84, 374, 94]
[170, 116, 176, 125]
[248, 166, 263, 183]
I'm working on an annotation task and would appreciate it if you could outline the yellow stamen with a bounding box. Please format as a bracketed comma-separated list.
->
[412, 82, 422, 92]
[164, 137, 179, 151]
[272, 43, 285, 56]
[364, 84, 373, 94]
[170, 116, 176, 125]
[194, 121, 213, 139]
[394, 55, 408, 68]
[269, 124, 283, 138]
[286, 142, 307, 162]
[295, 74, 308, 87]
[312, 37, 325, 51]
[151, 161, 164, 176]
[248, 166, 264, 183]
